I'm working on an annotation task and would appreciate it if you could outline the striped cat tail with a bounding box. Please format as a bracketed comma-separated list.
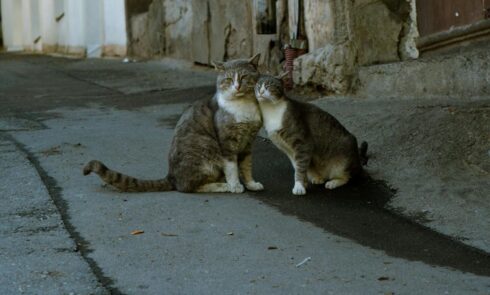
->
[83, 160, 174, 192]
[359, 141, 368, 166]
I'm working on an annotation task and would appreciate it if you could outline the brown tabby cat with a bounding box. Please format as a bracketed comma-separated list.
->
[83, 55, 264, 193]
[255, 74, 368, 195]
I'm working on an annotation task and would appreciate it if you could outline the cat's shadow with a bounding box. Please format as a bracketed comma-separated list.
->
[250, 138, 490, 277]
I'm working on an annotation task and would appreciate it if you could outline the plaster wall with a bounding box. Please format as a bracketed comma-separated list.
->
[1, 0, 23, 51]
[303, 0, 335, 50]
[39, 0, 60, 52]
[131, 0, 255, 64]
[103, 0, 127, 56]
[85, 0, 104, 57]
[294, 0, 419, 93]
[0, 0, 127, 57]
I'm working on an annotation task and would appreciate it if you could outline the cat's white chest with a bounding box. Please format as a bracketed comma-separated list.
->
[217, 94, 261, 123]
[260, 101, 286, 134]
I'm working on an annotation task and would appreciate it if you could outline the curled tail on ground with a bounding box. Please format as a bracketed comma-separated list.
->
[83, 160, 174, 192]
[359, 141, 368, 166]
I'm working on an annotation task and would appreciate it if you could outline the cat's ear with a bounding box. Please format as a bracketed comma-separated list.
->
[248, 53, 261, 69]
[212, 61, 225, 72]
[276, 71, 290, 81]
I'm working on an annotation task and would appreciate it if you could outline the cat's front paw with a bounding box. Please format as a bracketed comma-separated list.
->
[292, 181, 306, 195]
[228, 182, 245, 193]
[245, 181, 264, 191]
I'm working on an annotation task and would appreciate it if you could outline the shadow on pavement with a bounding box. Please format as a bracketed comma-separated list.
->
[252, 139, 490, 277]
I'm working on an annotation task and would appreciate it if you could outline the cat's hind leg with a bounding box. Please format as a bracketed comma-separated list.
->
[196, 183, 230, 193]
[324, 159, 350, 190]
[325, 175, 350, 189]
[239, 153, 264, 191]
[307, 168, 325, 185]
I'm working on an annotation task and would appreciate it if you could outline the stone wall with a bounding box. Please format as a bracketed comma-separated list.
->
[303, 0, 335, 50]
[128, 0, 257, 64]
[127, 0, 419, 94]
[293, 0, 419, 94]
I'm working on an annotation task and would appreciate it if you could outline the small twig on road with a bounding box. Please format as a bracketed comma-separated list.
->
[295, 257, 311, 267]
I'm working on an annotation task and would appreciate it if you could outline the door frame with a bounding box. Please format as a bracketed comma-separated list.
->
[416, 0, 490, 53]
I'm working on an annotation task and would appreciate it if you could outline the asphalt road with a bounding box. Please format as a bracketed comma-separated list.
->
[1, 54, 489, 294]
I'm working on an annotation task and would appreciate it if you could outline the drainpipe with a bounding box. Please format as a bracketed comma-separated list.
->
[284, 0, 307, 90]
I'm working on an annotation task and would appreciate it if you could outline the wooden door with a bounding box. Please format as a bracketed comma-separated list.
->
[417, 0, 488, 37]
[486, 0, 490, 18]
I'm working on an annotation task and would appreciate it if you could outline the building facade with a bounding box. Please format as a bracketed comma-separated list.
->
[2, 0, 488, 94]
[0, 0, 127, 57]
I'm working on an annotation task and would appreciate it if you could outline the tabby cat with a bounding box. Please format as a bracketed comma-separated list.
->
[84, 55, 264, 193]
[255, 74, 368, 195]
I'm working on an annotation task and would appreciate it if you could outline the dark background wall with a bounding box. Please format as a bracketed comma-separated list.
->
[126, 0, 153, 16]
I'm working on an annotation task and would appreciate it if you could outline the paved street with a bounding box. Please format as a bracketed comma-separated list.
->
[1, 54, 489, 294]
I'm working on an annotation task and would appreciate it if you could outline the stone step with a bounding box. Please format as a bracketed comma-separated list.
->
[354, 45, 490, 99]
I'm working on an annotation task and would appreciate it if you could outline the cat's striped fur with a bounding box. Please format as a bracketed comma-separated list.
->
[83, 54, 263, 193]
[83, 160, 173, 192]
[256, 74, 368, 195]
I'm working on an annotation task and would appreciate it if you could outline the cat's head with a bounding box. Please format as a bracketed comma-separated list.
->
[255, 72, 288, 104]
[212, 54, 261, 100]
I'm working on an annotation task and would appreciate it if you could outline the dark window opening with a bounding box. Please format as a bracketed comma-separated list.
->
[255, 0, 277, 34]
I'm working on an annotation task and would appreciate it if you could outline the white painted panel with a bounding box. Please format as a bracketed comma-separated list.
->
[29, 0, 43, 52]
[103, 0, 127, 46]
[64, 0, 85, 47]
[39, 0, 59, 49]
[1, 0, 24, 51]
[85, 0, 104, 57]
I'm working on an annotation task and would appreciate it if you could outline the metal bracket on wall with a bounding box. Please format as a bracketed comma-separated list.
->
[55, 13, 65, 22]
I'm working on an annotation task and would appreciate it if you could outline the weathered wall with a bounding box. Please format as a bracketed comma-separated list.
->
[1, 0, 24, 51]
[127, 0, 419, 93]
[293, 0, 357, 93]
[303, 0, 335, 50]
[1, 0, 127, 57]
[353, 0, 402, 65]
[293, 0, 419, 93]
[193, 0, 254, 64]
[128, 0, 255, 64]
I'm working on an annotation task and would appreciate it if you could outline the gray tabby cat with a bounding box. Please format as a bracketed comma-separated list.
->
[83, 55, 264, 193]
[255, 74, 368, 195]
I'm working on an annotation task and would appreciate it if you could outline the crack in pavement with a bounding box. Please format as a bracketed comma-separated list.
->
[1, 132, 125, 295]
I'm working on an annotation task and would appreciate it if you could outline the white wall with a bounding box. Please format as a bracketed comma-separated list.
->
[58, 0, 86, 54]
[1, 0, 23, 51]
[39, 0, 60, 51]
[85, 0, 105, 57]
[0, 0, 127, 57]
[103, 0, 127, 47]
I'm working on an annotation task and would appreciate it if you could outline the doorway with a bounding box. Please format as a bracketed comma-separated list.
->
[416, 0, 490, 52]
[417, 0, 488, 37]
